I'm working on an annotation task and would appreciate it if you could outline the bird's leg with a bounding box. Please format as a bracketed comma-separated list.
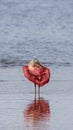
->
[38, 85, 40, 99]
[38, 76, 41, 99]
[34, 83, 36, 101]
[34, 83, 37, 110]
[33, 75, 36, 101]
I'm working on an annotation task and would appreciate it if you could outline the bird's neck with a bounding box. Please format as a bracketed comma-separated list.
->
[28, 63, 34, 70]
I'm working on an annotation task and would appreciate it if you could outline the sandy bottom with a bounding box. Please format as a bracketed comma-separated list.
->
[0, 66, 73, 130]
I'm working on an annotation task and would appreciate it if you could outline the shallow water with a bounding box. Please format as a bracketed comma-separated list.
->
[0, 67, 73, 130]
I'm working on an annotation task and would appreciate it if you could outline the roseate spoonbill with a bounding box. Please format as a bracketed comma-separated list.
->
[23, 58, 50, 98]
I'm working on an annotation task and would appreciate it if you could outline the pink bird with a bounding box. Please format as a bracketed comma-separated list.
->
[23, 58, 50, 98]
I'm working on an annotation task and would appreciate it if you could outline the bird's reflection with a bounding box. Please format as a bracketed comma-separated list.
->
[24, 97, 50, 124]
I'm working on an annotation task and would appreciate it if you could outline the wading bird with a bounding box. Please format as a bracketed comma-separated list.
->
[23, 58, 50, 98]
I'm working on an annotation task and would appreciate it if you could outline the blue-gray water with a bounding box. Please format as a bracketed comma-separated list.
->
[0, 0, 73, 68]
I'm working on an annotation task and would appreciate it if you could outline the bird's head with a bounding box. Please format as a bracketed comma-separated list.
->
[30, 58, 40, 66]
[30, 58, 45, 68]
[33, 58, 40, 64]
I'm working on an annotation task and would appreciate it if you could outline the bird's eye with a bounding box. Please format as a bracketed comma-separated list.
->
[35, 60, 37, 63]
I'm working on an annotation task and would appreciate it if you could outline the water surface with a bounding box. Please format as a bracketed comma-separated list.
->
[0, 67, 73, 130]
[0, 0, 73, 68]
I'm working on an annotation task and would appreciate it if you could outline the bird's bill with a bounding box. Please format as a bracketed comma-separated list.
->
[38, 62, 45, 68]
